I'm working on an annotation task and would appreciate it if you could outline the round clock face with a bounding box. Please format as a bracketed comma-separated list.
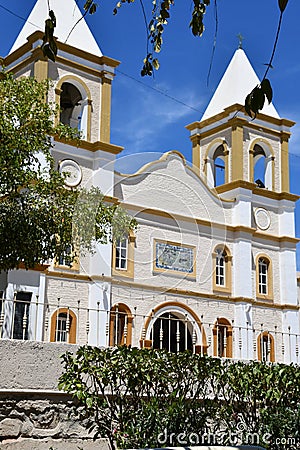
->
[59, 159, 82, 187]
[254, 207, 271, 231]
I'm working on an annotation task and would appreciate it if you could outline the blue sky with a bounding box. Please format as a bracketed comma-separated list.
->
[0, 0, 300, 266]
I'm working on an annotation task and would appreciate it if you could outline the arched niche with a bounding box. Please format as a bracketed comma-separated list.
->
[55, 76, 92, 141]
[141, 301, 207, 354]
[249, 139, 275, 190]
[204, 140, 229, 188]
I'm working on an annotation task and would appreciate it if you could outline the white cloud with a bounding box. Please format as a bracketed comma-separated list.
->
[112, 77, 205, 155]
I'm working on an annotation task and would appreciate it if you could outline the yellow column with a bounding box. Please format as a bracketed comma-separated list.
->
[231, 122, 244, 181]
[100, 73, 112, 143]
[281, 132, 290, 192]
[33, 58, 48, 82]
[224, 148, 230, 183]
[191, 134, 201, 175]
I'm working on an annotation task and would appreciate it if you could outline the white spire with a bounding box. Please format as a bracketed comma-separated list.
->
[201, 48, 279, 121]
[9, 0, 102, 56]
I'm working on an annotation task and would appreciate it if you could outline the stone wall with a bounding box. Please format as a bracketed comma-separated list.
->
[0, 340, 109, 448]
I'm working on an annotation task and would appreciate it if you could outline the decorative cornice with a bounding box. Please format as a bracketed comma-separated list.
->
[45, 270, 91, 281]
[119, 202, 298, 243]
[3, 31, 120, 69]
[215, 180, 299, 202]
[186, 103, 295, 133]
[110, 277, 299, 310]
[54, 135, 124, 154]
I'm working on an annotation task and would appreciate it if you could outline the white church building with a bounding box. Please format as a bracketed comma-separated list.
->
[1, 0, 300, 364]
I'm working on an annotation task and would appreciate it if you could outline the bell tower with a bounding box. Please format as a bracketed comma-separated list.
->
[4, 0, 120, 149]
[1, 0, 124, 347]
[186, 48, 294, 194]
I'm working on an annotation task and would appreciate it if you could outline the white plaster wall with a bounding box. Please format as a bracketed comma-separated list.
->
[251, 243, 281, 303]
[45, 276, 89, 345]
[88, 281, 110, 347]
[232, 237, 252, 298]
[117, 154, 233, 227]
[3, 270, 46, 341]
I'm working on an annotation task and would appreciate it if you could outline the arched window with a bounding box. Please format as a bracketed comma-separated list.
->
[253, 144, 266, 187]
[249, 141, 275, 190]
[257, 331, 275, 362]
[213, 246, 232, 293]
[256, 255, 273, 300]
[213, 145, 226, 187]
[50, 308, 77, 344]
[151, 312, 193, 353]
[60, 82, 83, 129]
[213, 318, 233, 358]
[205, 141, 229, 188]
[141, 302, 207, 354]
[56, 77, 92, 141]
[109, 303, 133, 346]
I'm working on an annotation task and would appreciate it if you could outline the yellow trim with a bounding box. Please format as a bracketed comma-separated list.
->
[33, 58, 48, 82]
[191, 135, 201, 175]
[45, 270, 90, 281]
[54, 255, 79, 272]
[255, 253, 273, 301]
[231, 122, 244, 181]
[213, 318, 233, 358]
[249, 138, 275, 189]
[153, 239, 196, 278]
[119, 202, 299, 244]
[186, 103, 295, 132]
[109, 303, 133, 346]
[55, 75, 92, 141]
[215, 179, 299, 201]
[100, 75, 112, 142]
[257, 331, 275, 362]
[108, 277, 300, 310]
[50, 308, 77, 344]
[54, 135, 124, 154]
[4, 30, 120, 75]
[141, 301, 207, 352]
[212, 245, 232, 294]
[204, 138, 229, 184]
[281, 133, 290, 192]
[112, 233, 135, 279]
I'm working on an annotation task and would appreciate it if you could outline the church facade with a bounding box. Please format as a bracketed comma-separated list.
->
[0, 0, 299, 364]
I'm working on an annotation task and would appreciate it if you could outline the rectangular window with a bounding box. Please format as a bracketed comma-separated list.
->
[259, 260, 268, 295]
[115, 238, 128, 270]
[216, 255, 225, 286]
[58, 245, 73, 267]
[13, 292, 32, 340]
[56, 313, 68, 342]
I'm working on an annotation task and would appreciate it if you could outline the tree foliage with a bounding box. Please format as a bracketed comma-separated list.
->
[42, 0, 289, 117]
[0, 73, 136, 271]
[59, 345, 300, 450]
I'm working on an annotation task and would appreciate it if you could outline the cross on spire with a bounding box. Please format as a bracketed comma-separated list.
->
[237, 33, 244, 49]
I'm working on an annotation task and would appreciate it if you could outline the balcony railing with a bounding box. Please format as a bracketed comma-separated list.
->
[0, 295, 299, 364]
